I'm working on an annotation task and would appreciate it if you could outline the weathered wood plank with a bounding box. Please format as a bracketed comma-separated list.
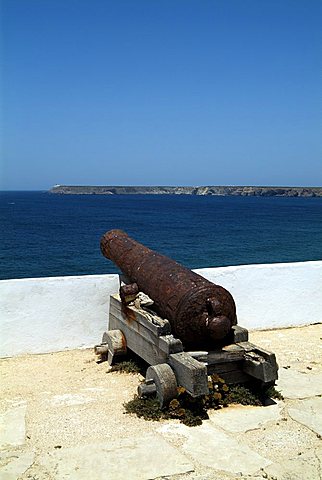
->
[168, 352, 208, 397]
[243, 351, 278, 383]
[110, 311, 182, 359]
[189, 342, 278, 384]
[236, 341, 258, 352]
[110, 295, 171, 335]
[236, 341, 278, 383]
[109, 312, 160, 347]
[223, 344, 245, 352]
[187, 351, 208, 359]
[105, 329, 127, 356]
[234, 341, 278, 370]
[118, 326, 167, 365]
[207, 361, 244, 374]
[158, 335, 183, 355]
[231, 325, 249, 342]
[206, 360, 251, 383]
[192, 348, 245, 364]
[109, 314, 167, 365]
[108, 312, 119, 331]
[249, 345, 278, 367]
[213, 370, 251, 384]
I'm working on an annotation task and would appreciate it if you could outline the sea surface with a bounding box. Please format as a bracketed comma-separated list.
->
[1, 191, 322, 280]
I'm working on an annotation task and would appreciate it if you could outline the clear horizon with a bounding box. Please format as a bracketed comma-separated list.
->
[1, 1, 322, 190]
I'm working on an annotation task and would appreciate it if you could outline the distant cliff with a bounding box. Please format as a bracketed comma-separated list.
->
[49, 185, 322, 197]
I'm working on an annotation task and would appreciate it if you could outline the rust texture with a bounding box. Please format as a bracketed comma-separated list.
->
[101, 229, 237, 348]
[119, 282, 139, 304]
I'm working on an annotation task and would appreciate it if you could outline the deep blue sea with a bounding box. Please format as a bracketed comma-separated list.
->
[1, 191, 322, 280]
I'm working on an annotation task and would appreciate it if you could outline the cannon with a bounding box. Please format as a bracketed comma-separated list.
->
[100, 229, 237, 348]
[96, 230, 278, 407]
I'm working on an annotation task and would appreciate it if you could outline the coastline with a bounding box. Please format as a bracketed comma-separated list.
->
[49, 185, 322, 197]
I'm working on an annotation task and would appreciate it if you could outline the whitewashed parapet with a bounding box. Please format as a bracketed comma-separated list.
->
[0, 260, 321, 357]
[0, 274, 119, 357]
[195, 260, 322, 330]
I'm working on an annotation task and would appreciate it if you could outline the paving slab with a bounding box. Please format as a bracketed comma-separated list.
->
[180, 422, 271, 475]
[157, 423, 189, 437]
[208, 403, 282, 433]
[288, 397, 322, 436]
[0, 404, 26, 449]
[276, 369, 322, 399]
[1, 326, 321, 480]
[39, 433, 194, 480]
[265, 447, 322, 480]
[49, 393, 94, 406]
[242, 415, 320, 465]
[0, 451, 34, 480]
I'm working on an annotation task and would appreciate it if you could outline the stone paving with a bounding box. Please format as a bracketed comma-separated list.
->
[0, 324, 321, 480]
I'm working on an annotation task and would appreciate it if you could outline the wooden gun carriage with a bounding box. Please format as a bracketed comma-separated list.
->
[95, 289, 278, 408]
[96, 230, 278, 406]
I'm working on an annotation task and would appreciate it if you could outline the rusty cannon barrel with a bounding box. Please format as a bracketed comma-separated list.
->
[100, 229, 237, 348]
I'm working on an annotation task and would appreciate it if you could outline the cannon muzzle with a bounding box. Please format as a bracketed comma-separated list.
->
[100, 229, 237, 348]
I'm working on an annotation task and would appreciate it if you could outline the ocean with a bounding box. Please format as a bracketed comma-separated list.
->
[1, 191, 322, 280]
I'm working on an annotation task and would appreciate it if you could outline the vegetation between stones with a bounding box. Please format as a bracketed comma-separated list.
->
[108, 360, 142, 374]
[124, 373, 283, 427]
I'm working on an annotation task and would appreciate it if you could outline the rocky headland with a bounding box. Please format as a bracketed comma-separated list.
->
[49, 185, 322, 197]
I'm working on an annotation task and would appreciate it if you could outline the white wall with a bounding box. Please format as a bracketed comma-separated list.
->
[195, 261, 322, 330]
[0, 275, 119, 357]
[0, 261, 321, 357]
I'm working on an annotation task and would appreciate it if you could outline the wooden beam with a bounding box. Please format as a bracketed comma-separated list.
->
[169, 352, 208, 397]
[110, 295, 171, 336]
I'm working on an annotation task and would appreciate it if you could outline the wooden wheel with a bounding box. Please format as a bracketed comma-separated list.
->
[102, 329, 127, 365]
[145, 363, 178, 408]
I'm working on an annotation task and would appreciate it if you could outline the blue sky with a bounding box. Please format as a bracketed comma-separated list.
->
[1, 0, 321, 190]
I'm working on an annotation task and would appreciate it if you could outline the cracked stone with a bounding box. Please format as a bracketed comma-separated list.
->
[265, 448, 322, 480]
[277, 369, 322, 399]
[39, 433, 194, 479]
[288, 397, 322, 436]
[181, 422, 271, 475]
[0, 404, 26, 449]
[0, 451, 34, 480]
[208, 403, 282, 433]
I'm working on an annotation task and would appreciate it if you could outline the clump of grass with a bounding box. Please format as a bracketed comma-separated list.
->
[107, 351, 148, 375]
[222, 385, 262, 406]
[124, 374, 279, 427]
[264, 385, 284, 400]
[124, 396, 163, 421]
[124, 372, 283, 427]
[166, 389, 207, 426]
[108, 360, 141, 374]
[201, 374, 262, 408]
[124, 387, 206, 427]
